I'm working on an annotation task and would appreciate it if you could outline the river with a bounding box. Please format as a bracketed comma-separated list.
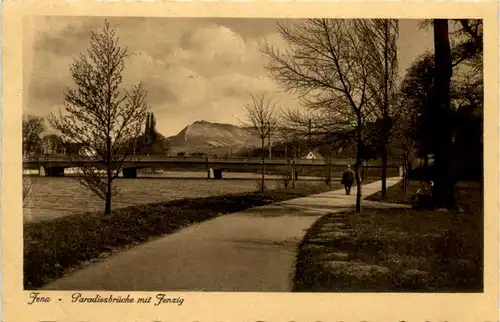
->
[23, 171, 325, 223]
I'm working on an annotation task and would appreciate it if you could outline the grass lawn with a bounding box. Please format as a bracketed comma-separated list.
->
[364, 179, 425, 204]
[294, 180, 483, 292]
[24, 181, 340, 290]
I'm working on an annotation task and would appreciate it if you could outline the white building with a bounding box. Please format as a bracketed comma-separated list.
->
[302, 150, 324, 160]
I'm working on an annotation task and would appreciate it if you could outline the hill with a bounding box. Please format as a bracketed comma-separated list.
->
[167, 120, 261, 155]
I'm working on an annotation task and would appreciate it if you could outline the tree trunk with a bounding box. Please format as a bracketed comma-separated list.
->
[105, 180, 112, 216]
[268, 129, 272, 159]
[327, 144, 334, 187]
[381, 140, 388, 197]
[402, 158, 408, 194]
[381, 19, 390, 198]
[432, 19, 456, 209]
[403, 150, 411, 194]
[261, 136, 265, 192]
[105, 135, 112, 216]
[292, 147, 296, 189]
[355, 126, 363, 213]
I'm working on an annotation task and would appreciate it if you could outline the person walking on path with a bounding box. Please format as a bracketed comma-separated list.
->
[341, 165, 355, 195]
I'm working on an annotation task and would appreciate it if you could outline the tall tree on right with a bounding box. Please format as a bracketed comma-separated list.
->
[430, 19, 482, 209]
[432, 19, 455, 209]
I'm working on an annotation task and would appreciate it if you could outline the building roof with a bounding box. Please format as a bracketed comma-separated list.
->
[301, 149, 325, 160]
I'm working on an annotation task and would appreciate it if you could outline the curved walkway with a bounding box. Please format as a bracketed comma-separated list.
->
[44, 177, 404, 292]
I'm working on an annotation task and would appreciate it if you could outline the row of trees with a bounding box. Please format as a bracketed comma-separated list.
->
[243, 19, 482, 213]
[23, 111, 169, 158]
[242, 19, 401, 211]
[27, 19, 482, 216]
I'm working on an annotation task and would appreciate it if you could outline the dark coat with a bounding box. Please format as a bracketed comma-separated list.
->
[341, 170, 354, 185]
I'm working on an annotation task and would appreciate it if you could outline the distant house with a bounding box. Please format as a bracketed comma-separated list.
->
[40, 135, 66, 156]
[302, 150, 325, 160]
[268, 145, 287, 158]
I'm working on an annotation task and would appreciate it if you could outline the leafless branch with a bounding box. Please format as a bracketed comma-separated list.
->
[23, 176, 35, 207]
[262, 19, 394, 211]
[48, 20, 149, 214]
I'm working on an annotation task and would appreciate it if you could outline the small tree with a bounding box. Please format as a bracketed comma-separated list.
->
[144, 112, 157, 150]
[23, 176, 35, 207]
[23, 115, 46, 157]
[132, 112, 170, 156]
[49, 21, 149, 216]
[275, 123, 303, 188]
[391, 100, 416, 194]
[242, 94, 279, 192]
[400, 52, 436, 168]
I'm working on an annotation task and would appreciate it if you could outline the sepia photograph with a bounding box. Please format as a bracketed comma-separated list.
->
[20, 15, 486, 294]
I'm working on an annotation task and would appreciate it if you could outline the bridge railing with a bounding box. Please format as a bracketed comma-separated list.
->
[24, 155, 335, 164]
[23, 155, 401, 167]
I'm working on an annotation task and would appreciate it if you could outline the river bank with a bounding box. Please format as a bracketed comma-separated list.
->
[23, 174, 331, 222]
[24, 183, 341, 289]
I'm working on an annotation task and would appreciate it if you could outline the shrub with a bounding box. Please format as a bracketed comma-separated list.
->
[279, 172, 292, 189]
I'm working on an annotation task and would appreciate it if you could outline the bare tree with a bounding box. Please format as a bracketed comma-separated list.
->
[23, 176, 35, 207]
[48, 21, 149, 216]
[358, 19, 400, 197]
[262, 19, 379, 213]
[274, 121, 304, 188]
[242, 94, 279, 192]
[391, 93, 416, 195]
[23, 115, 46, 157]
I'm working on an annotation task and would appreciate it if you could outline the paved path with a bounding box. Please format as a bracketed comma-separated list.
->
[44, 177, 404, 292]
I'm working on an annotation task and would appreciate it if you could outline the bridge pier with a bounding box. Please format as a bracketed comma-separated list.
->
[213, 168, 223, 180]
[122, 168, 137, 178]
[40, 166, 65, 177]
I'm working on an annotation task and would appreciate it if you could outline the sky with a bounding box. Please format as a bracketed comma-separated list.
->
[23, 17, 434, 137]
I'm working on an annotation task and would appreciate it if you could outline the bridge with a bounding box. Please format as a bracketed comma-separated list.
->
[23, 155, 401, 179]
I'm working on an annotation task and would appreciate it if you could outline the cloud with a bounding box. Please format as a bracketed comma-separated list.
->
[169, 24, 268, 77]
[25, 17, 432, 137]
[25, 17, 295, 136]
